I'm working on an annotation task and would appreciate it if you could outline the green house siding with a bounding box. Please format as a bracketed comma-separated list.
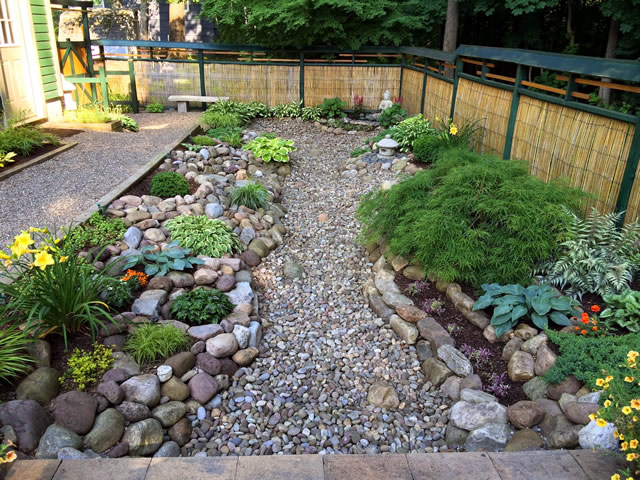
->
[29, 0, 61, 100]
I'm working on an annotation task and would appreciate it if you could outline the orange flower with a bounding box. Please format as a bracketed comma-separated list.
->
[575, 326, 580, 331]
[581, 329, 587, 335]
[581, 312, 589, 322]
[592, 326, 598, 331]
[591, 305, 601, 313]
[121, 269, 149, 287]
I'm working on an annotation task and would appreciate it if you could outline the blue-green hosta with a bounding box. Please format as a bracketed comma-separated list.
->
[123, 241, 204, 277]
[246, 136, 295, 163]
[473, 283, 580, 337]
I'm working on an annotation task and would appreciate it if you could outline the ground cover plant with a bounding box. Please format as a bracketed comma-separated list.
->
[231, 183, 270, 210]
[67, 212, 127, 249]
[191, 135, 217, 146]
[538, 208, 640, 299]
[122, 241, 204, 277]
[124, 323, 190, 365]
[246, 136, 295, 163]
[473, 283, 579, 336]
[166, 216, 242, 257]
[59, 343, 113, 390]
[170, 288, 234, 325]
[0, 124, 60, 157]
[357, 149, 585, 287]
[150, 171, 190, 197]
[319, 98, 346, 119]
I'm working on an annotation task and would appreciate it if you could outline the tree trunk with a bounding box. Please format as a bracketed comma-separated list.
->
[169, 2, 186, 43]
[442, 0, 459, 78]
[566, 0, 575, 47]
[598, 18, 620, 104]
[442, 0, 459, 52]
[139, 0, 148, 40]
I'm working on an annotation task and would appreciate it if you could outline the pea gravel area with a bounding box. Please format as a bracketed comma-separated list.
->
[189, 119, 451, 456]
[0, 112, 200, 248]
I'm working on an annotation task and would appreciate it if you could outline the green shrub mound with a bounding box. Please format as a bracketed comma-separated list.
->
[379, 103, 407, 128]
[165, 215, 242, 257]
[391, 115, 434, 151]
[231, 183, 269, 210]
[356, 150, 584, 287]
[150, 171, 190, 198]
[145, 103, 164, 113]
[170, 288, 235, 324]
[319, 98, 346, 119]
[125, 324, 190, 364]
[545, 330, 640, 389]
[413, 135, 441, 163]
[191, 135, 217, 146]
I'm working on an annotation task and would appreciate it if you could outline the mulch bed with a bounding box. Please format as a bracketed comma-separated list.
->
[395, 275, 527, 406]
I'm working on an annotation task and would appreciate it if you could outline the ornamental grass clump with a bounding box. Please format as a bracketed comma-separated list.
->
[124, 323, 190, 365]
[0, 325, 34, 383]
[165, 216, 242, 257]
[170, 288, 234, 324]
[0, 124, 60, 156]
[231, 183, 269, 210]
[356, 149, 585, 287]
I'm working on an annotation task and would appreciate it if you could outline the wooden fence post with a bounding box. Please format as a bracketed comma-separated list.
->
[449, 57, 462, 120]
[128, 60, 139, 113]
[502, 64, 524, 160]
[99, 66, 108, 110]
[299, 52, 305, 106]
[615, 122, 640, 223]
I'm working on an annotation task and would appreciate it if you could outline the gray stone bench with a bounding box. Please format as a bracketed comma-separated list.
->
[168, 95, 230, 113]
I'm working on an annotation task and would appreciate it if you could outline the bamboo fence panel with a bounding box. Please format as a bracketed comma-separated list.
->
[204, 64, 299, 105]
[104, 60, 130, 98]
[511, 96, 633, 215]
[304, 66, 400, 109]
[402, 68, 423, 115]
[132, 61, 200, 105]
[423, 76, 453, 121]
[453, 78, 512, 155]
[623, 157, 640, 223]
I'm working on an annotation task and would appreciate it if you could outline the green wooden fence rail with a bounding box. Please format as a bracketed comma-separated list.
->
[56, 38, 639, 219]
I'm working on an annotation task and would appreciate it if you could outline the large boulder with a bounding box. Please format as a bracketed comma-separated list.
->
[164, 352, 196, 377]
[367, 381, 400, 409]
[52, 391, 98, 435]
[122, 418, 164, 456]
[507, 400, 545, 429]
[161, 377, 190, 401]
[83, 408, 125, 453]
[504, 428, 544, 452]
[437, 344, 473, 376]
[507, 351, 535, 381]
[188, 372, 219, 404]
[168, 418, 192, 446]
[206, 333, 239, 358]
[579, 420, 619, 451]
[121, 374, 161, 407]
[0, 400, 51, 453]
[151, 401, 187, 428]
[464, 423, 511, 452]
[450, 400, 508, 431]
[16, 367, 59, 406]
[116, 401, 151, 423]
[35, 425, 82, 459]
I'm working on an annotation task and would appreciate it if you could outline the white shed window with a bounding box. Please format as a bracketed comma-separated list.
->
[0, 0, 16, 47]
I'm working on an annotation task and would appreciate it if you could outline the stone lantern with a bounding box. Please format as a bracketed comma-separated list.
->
[377, 135, 398, 159]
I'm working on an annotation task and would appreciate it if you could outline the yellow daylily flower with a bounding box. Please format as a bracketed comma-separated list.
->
[449, 125, 458, 135]
[0, 251, 9, 260]
[10, 243, 28, 257]
[14, 232, 34, 249]
[32, 251, 54, 270]
[622, 406, 633, 415]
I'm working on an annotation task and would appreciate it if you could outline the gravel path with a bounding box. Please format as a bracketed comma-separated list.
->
[191, 119, 450, 456]
[0, 112, 200, 248]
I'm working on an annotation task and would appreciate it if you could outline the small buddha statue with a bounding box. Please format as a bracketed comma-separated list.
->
[378, 90, 393, 111]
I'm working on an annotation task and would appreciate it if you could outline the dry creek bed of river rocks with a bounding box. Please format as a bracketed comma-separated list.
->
[184, 118, 452, 457]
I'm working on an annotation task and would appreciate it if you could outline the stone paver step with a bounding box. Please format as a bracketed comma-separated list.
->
[1, 451, 626, 480]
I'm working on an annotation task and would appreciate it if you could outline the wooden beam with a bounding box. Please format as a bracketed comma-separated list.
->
[556, 75, 640, 93]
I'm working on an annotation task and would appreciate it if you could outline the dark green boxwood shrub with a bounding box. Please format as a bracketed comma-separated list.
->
[356, 149, 585, 287]
[170, 288, 234, 324]
[413, 135, 441, 163]
[150, 172, 190, 198]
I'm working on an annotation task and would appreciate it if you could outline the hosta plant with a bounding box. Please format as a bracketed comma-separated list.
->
[165, 216, 242, 257]
[538, 208, 640, 299]
[170, 288, 234, 324]
[123, 241, 204, 277]
[145, 102, 164, 113]
[392, 114, 435, 151]
[473, 283, 579, 337]
[231, 183, 269, 210]
[301, 106, 322, 122]
[318, 97, 346, 119]
[0, 151, 17, 168]
[246, 136, 295, 163]
[271, 101, 302, 118]
[601, 289, 640, 333]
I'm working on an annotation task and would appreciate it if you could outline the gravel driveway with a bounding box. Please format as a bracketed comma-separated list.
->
[0, 112, 199, 248]
[188, 119, 450, 456]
